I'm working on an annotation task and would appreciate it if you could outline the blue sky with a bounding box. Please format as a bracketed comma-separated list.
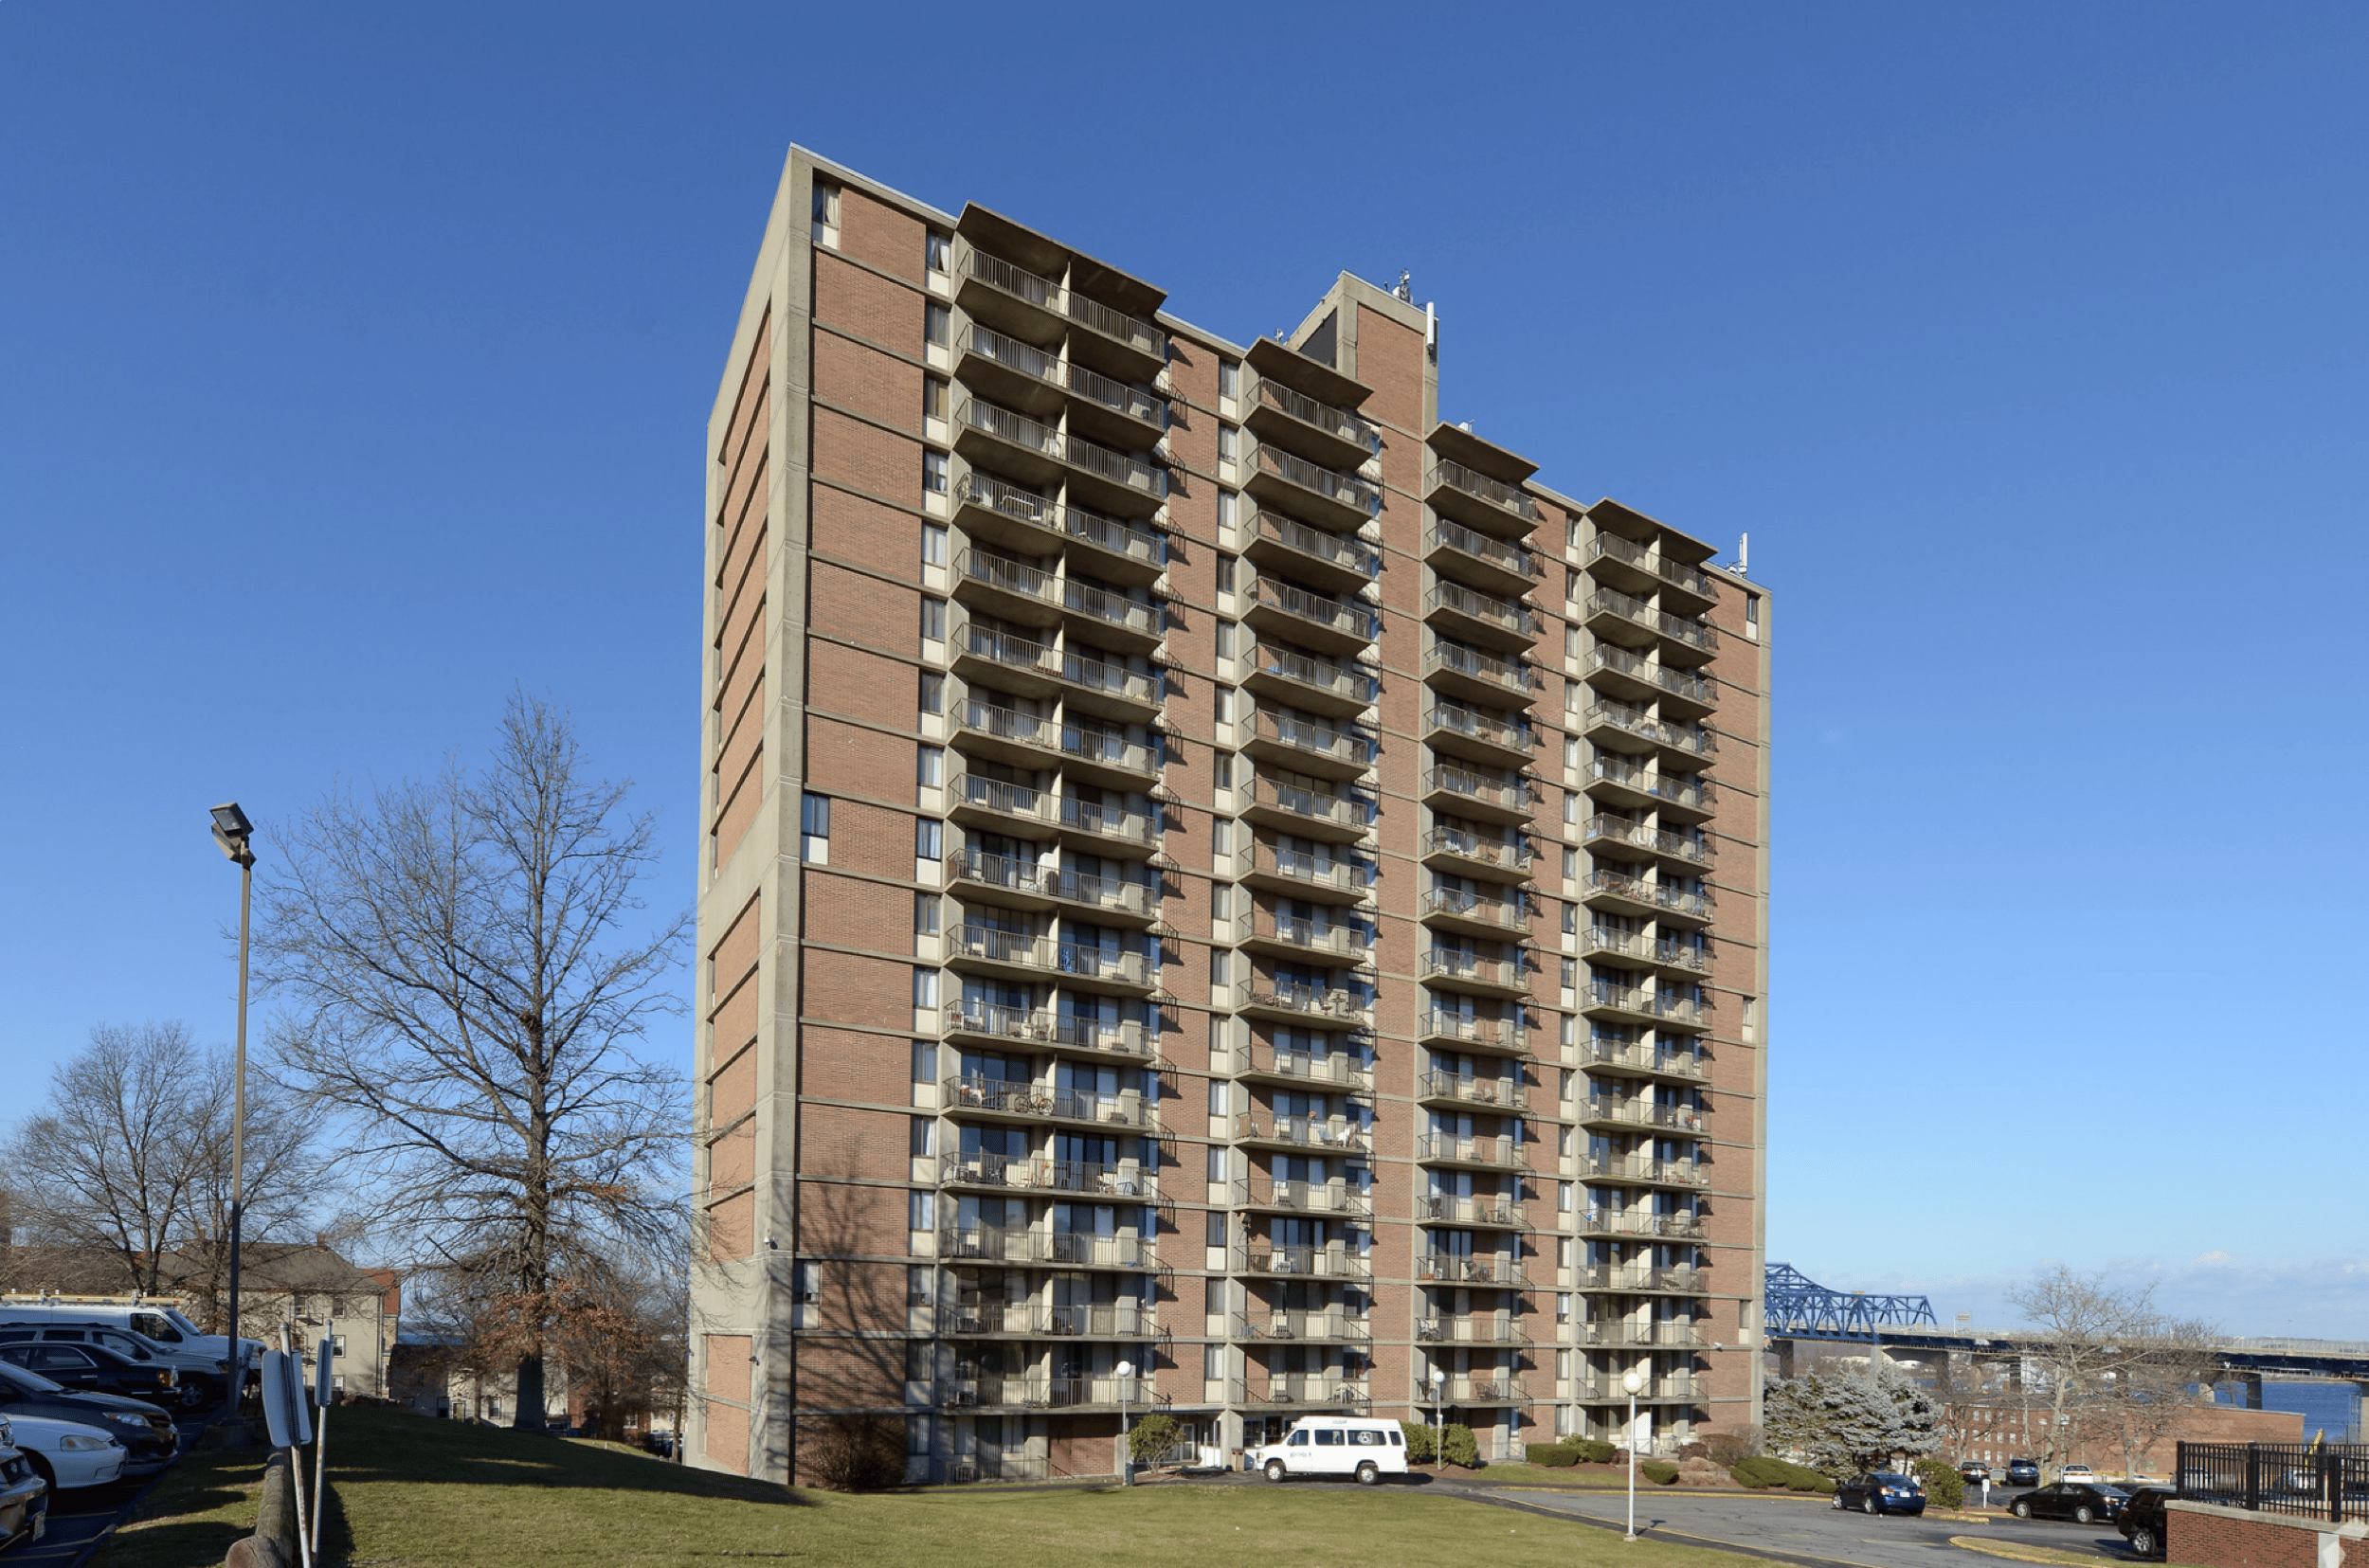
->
[3, 3, 2362, 1336]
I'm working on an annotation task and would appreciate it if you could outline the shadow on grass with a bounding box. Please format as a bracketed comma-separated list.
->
[317, 1409, 817, 1508]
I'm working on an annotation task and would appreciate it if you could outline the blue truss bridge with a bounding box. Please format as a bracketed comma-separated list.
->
[1763, 1261, 1938, 1338]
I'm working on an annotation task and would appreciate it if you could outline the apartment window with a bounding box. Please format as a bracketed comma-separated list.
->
[331, 1334, 347, 1356]
[1742, 996, 1759, 1043]
[922, 375, 948, 424]
[1219, 360, 1239, 399]
[1557, 1237, 1572, 1267]
[1213, 688, 1235, 726]
[924, 301, 950, 348]
[1205, 1210, 1226, 1245]
[1214, 621, 1235, 661]
[1214, 753, 1234, 791]
[1561, 846, 1578, 880]
[800, 793, 832, 863]
[910, 1116, 937, 1157]
[922, 520, 948, 568]
[1204, 1275, 1226, 1315]
[915, 819, 942, 859]
[1565, 565, 1582, 603]
[1559, 957, 1577, 990]
[1210, 948, 1231, 987]
[1563, 789, 1579, 825]
[1745, 593, 1761, 640]
[1218, 424, 1239, 464]
[907, 1268, 934, 1311]
[1564, 623, 1581, 660]
[908, 1190, 935, 1231]
[1208, 1079, 1230, 1115]
[1211, 819, 1234, 856]
[926, 232, 950, 275]
[922, 450, 949, 496]
[1556, 1292, 1572, 1323]
[919, 672, 945, 715]
[1206, 1144, 1226, 1181]
[1561, 900, 1578, 937]
[1559, 1181, 1575, 1213]
[1217, 490, 1238, 532]
[1556, 1350, 1570, 1380]
[916, 743, 943, 789]
[1559, 1070, 1574, 1102]
[913, 892, 940, 937]
[911, 1041, 936, 1095]
[912, 966, 938, 1009]
[1216, 553, 1237, 595]
[1210, 884, 1232, 922]
[810, 183, 841, 244]
[792, 1261, 821, 1305]
[920, 596, 946, 641]
[1203, 1344, 1225, 1379]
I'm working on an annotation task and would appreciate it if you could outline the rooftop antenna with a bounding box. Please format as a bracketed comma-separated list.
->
[1736, 532, 1749, 577]
[1394, 269, 1413, 302]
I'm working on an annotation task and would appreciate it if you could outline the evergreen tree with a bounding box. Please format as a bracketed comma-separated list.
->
[1764, 1360, 1941, 1479]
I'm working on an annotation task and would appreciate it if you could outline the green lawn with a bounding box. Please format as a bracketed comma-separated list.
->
[94, 1409, 1782, 1567]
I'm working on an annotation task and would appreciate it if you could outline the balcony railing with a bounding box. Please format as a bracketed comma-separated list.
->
[1231, 1036, 1371, 1089]
[1424, 640, 1532, 692]
[1255, 443, 1381, 514]
[1057, 942, 1147, 987]
[1058, 794, 1154, 846]
[954, 771, 1057, 826]
[1435, 1375, 1524, 1404]
[942, 1301, 1160, 1338]
[1416, 1133, 1523, 1169]
[1066, 359, 1164, 426]
[1065, 290, 1166, 362]
[1243, 773, 1366, 833]
[1427, 699, 1533, 753]
[960, 622, 1057, 679]
[1578, 1265, 1706, 1293]
[1417, 1316, 1528, 1345]
[1587, 757, 1713, 813]
[958, 547, 1059, 606]
[1585, 586, 1716, 652]
[958, 398, 1166, 499]
[1581, 869, 1714, 921]
[1245, 1376, 1369, 1410]
[940, 1000, 1155, 1062]
[1420, 826, 1531, 874]
[1246, 577, 1380, 641]
[1232, 1175, 1373, 1217]
[953, 474, 1166, 571]
[958, 322, 1062, 386]
[1580, 1098, 1703, 1134]
[1047, 862, 1153, 916]
[1249, 643, 1377, 705]
[1248, 910, 1371, 962]
[1230, 1110, 1372, 1153]
[1056, 647, 1156, 705]
[1589, 643, 1716, 707]
[1571, 1376, 1698, 1403]
[939, 1372, 1160, 1411]
[963, 246, 1058, 310]
[1582, 813, 1711, 866]
[1432, 457, 1541, 522]
[1420, 1011, 1528, 1053]
[1233, 976, 1365, 1023]
[1575, 1038, 1705, 1081]
[1417, 1072, 1528, 1111]
[1580, 1152, 1707, 1188]
[1426, 579, 1539, 638]
[1420, 885, 1528, 930]
[1417, 1254, 1528, 1288]
[947, 846, 1056, 896]
[1253, 378, 1370, 450]
[1251, 707, 1376, 769]
[1418, 946, 1526, 989]
[944, 1075, 1158, 1130]
[1580, 1322, 1707, 1348]
[936, 1226, 1156, 1269]
[1235, 1243, 1372, 1281]
[949, 922, 1055, 971]
[1243, 838, 1370, 895]
[1414, 1193, 1528, 1228]
[1577, 1210, 1704, 1239]
[936, 1150, 1158, 1199]
[1063, 578, 1161, 637]
[1060, 725, 1158, 778]
[1235, 1308, 1372, 1345]
[1429, 516, 1541, 579]
[1584, 982, 1709, 1028]
[1251, 510, 1379, 579]
[1424, 765, 1530, 814]
[947, 1451, 1050, 1484]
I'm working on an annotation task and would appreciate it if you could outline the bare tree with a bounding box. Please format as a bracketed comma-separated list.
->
[2, 1021, 320, 1317]
[2006, 1266, 2160, 1481]
[255, 693, 690, 1431]
[2098, 1316, 2220, 1479]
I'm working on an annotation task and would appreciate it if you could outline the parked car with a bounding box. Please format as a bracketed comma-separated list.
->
[0, 1303, 258, 1393]
[0, 1415, 126, 1495]
[0, 1364, 175, 1476]
[1958, 1460, 1992, 1485]
[0, 1342, 177, 1404]
[2006, 1457, 2040, 1487]
[0, 1322, 221, 1409]
[1833, 1472, 1927, 1516]
[2059, 1464, 2094, 1481]
[2117, 1486, 2172, 1559]
[0, 1419, 49, 1554]
[2010, 1481, 2129, 1524]
[1249, 1416, 1410, 1484]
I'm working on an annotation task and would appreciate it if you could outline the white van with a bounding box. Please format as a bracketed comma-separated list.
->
[1249, 1416, 1409, 1485]
[0, 1301, 260, 1395]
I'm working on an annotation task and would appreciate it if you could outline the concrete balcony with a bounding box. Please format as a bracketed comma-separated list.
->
[1417, 946, 1529, 1000]
[1243, 575, 1379, 657]
[1232, 1242, 1372, 1282]
[1577, 1098, 1703, 1136]
[1235, 838, 1372, 905]
[1232, 1174, 1373, 1219]
[1577, 1266, 1707, 1295]
[1417, 1253, 1528, 1289]
[1420, 884, 1529, 939]
[1229, 1108, 1372, 1156]
[1413, 1194, 1528, 1231]
[1424, 699, 1535, 770]
[1580, 699, 1717, 766]
[1415, 1132, 1524, 1172]
[1579, 869, 1713, 928]
[935, 1151, 1159, 1202]
[949, 770, 1058, 836]
[1061, 356, 1166, 450]
[1234, 1309, 1372, 1347]
[938, 1000, 1156, 1065]
[1578, 1152, 1707, 1191]
[1584, 756, 1714, 824]
[953, 243, 1066, 343]
[936, 1372, 1162, 1413]
[1246, 442, 1381, 531]
[942, 1074, 1159, 1133]
[1419, 827, 1532, 888]
[934, 1226, 1157, 1273]
[1418, 1010, 1530, 1058]
[1416, 1072, 1529, 1113]
[1420, 764, 1533, 827]
[1422, 640, 1535, 705]
[1239, 907, 1371, 969]
[1582, 814, 1713, 872]
[1064, 289, 1166, 384]
[1230, 1034, 1373, 1093]
[1579, 1322, 1707, 1349]
[1581, 982, 1709, 1035]
[1570, 1375, 1699, 1405]
[1426, 455, 1540, 534]
[1054, 940, 1154, 996]
[1586, 643, 1718, 719]
[1582, 586, 1716, 658]
[1586, 532, 1720, 613]
[953, 699, 1066, 769]
[1048, 646, 1159, 723]
[942, 1301, 1161, 1339]
[945, 921, 1059, 982]
[1418, 1317, 1528, 1347]
[1244, 509, 1379, 596]
[952, 546, 1063, 628]
[1055, 793, 1159, 859]
[1572, 1037, 1706, 1084]
[1059, 577, 1163, 655]
[1244, 375, 1374, 472]
[1058, 724, 1161, 790]
[1434, 1375, 1526, 1406]
[1574, 1210, 1704, 1241]
[1238, 1376, 1369, 1413]
[951, 473, 1164, 587]
[1425, 516, 1541, 600]
[1424, 578, 1540, 653]
[1242, 641, 1377, 719]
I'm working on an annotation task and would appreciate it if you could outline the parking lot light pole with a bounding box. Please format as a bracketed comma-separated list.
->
[1115, 1361, 1133, 1485]
[1430, 1368, 1445, 1467]
[210, 802, 256, 1419]
[1622, 1365, 1646, 1541]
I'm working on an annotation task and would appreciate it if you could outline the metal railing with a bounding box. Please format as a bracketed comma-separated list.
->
[1582, 701, 1717, 759]
[1057, 942, 1148, 987]
[1580, 868, 1714, 920]
[1417, 1254, 1528, 1288]
[1066, 360, 1164, 426]
[2177, 1441, 2369, 1523]
[1046, 862, 1152, 915]
[1232, 1175, 1373, 1217]
[1417, 1316, 1528, 1345]
[943, 1075, 1158, 1129]
[1250, 707, 1377, 768]
[1230, 1110, 1372, 1152]
[1427, 579, 1539, 637]
[938, 1372, 1160, 1411]
[1579, 1098, 1702, 1133]
[1230, 1035, 1370, 1087]
[939, 1000, 1155, 1061]
[1057, 647, 1155, 704]
[1427, 699, 1533, 753]
[1249, 642, 1377, 704]
[1431, 457, 1541, 521]
[959, 472, 1169, 570]
[1234, 1308, 1372, 1345]
[1058, 794, 1154, 845]
[959, 396, 1061, 457]
[1578, 1265, 1706, 1293]
[1417, 1072, 1528, 1110]
[1424, 640, 1532, 692]
[1244, 773, 1367, 832]
[936, 1225, 1157, 1268]
[1416, 1133, 1522, 1168]
[1063, 578, 1160, 636]
[1580, 1322, 1706, 1348]
[1576, 1210, 1704, 1240]
[947, 1451, 1050, 1484]
[955, 771, 1057, 826]
[1579, 1151, 1706, 1188]
[1420, 885, 1528, 930]
[1065, 290, 1166, 361]
[1247, 910, 1370, 961]
[958, 323, 1062, 386]
[1246, 576, 1380, 640]
[942, 1301, 1160, 1338]
[963, 246, 1058, 308]
[1251, 377, 1370, 449]
[1254, 443, 1381, 514]
[957, 546, 1059, 604]
[1575, 1038, 1706, 1080]
[1588, 757, 1713, 812]
[1425, 765, 1530, 814]
[1243, 838, 1370, 894]
[935, 1150, 1158, 1199]
[1420, 1012, 1528, 1052]
[1233, 1243, 1372, 1281]
[1414, 1193, 1528, 1227]
[1245, 1377, 1369, 1410]
[1251, 510, 1380, 578]
[1060, 724, 1157, 778]
[949, 922, 1056, 970]
[947, 846, 1057, 896]
[1429, 517, 1540, 579]
[1420, 827, 1531, 874]
[961, 621, 1057, 677]
[1419, 946, 1525, 988]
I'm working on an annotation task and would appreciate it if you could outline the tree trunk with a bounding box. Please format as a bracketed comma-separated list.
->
[513, 1351, 548, 1432]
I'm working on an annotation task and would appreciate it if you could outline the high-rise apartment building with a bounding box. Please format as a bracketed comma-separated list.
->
[690, 148, 1771, 1486]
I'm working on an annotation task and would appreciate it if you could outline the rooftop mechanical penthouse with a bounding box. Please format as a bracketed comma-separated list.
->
[689, 147, 1773, 1487]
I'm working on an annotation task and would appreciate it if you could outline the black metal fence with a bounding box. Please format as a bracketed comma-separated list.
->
[2177, 1441, 2369, 1523]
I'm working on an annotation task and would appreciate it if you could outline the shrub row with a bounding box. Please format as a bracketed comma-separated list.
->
[1731, 1455, 1836, 1493]
[1640, 1460, 1679, 1486]
[1525, 1439, 1619, 1468]
[1401, 1421, 1481, 1468]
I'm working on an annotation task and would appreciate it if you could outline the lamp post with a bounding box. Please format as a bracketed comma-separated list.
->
[210, 802, 255, 1421]
[1114, 1361, 1134, 1485]
[1622, 1365, 1646, 1541]
[1430, 1367, 1446, 1468]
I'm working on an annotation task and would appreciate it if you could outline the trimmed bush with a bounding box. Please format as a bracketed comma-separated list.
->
[1913, 1457, 1966, 1509]
[1527, 1442, 1580, 1468]
[1731, 1455, 1834, 1493]
[1641, 1460, 1680, 1486]
[1129, 1413, 1181, 1464]
[1571, 1438, 1619, 1464]
[1440, 1423, 1481, 1469]
[1400, 1420, 1438, 1465]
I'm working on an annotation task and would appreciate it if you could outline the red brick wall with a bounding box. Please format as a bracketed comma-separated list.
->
[2168, 1505, 2341, 1568]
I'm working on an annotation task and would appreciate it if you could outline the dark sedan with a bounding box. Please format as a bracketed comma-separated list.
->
[2006, 1457, 2040, 1486]
[0, 1342, 177, 1404]
[2010, 1481, 2129, 1524]
[2118, 1486, 2172, 1558]
[1833, 1472, 1927, 1516]
[0, 1363, 175, 1474]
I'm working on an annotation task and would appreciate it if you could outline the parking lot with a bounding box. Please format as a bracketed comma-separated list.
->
[1492, 1487, 2142, 1568]
[8, 1407, 216, 1568]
